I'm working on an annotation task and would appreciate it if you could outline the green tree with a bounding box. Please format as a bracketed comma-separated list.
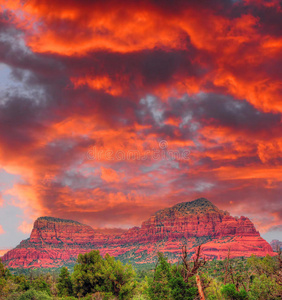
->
[0, 258, 10, 279]
[169, 270, 197, 300]
[248, 274, 282, 300]
[0, 277, 22, 300]
[57, 267, 73, 297]
[72, 250, 136, 299]
[205, 279, 223, 300]
[148, 253, 172, 300]
[13, 274, 30, 291]
[72, 250, 105, 297]
[221, 283, 248, 300]
[102, 253, 136, 299]
[247, 254, 282, 299]
[0, 259, 15, 299]
[30, 276, 51, 296]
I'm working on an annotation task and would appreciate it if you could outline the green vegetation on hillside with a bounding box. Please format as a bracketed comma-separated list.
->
[153, 198, 226, 219]
[1, 248, 281, 300]
[37, 217, 82, 225]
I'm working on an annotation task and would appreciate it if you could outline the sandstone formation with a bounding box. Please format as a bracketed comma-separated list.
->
[270, 240, 282, 251]
[2, 198, 275, 268]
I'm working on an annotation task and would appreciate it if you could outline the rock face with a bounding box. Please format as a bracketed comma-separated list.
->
[2, 198, 275, 268]
[270, 240, 282, 251]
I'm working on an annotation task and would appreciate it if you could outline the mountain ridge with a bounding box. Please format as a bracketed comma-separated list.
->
[270, 240, 282, 251]
[152, 198, 228, 219]
[2, 198, 275, 268]
[37, 216, 83, 225]
[33, 198, 224, 230]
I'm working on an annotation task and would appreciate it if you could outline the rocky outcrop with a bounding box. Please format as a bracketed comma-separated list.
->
[2, 198, 275, 268]
[270, 240, 282, 251]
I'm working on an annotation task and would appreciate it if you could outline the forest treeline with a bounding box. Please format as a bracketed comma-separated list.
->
[0, 246, 281, 300]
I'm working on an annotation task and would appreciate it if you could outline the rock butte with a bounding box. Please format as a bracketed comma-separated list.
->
[270, 240, 282, 251]
[2, 198, 275, 268]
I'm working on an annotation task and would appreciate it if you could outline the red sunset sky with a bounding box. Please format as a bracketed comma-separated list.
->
[0, 0, 281, 249]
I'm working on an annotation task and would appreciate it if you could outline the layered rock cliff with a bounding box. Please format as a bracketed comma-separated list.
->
[2, 198, 275, 268]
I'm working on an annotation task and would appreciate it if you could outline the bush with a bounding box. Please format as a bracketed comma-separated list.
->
[18, 289, 52, 300]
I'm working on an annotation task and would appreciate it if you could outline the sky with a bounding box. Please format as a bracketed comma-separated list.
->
[0, 0, 281, 249]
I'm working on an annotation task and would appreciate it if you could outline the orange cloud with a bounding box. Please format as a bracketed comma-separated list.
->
[18, 221, 33, 234]
[0, 0, 280, 240]
[2, 0, 281, 113]
[101, 167, 121, 183]
[257, 140, 282, 164]
[0, 249, 9, 256]
[0, 225, 5, 235]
